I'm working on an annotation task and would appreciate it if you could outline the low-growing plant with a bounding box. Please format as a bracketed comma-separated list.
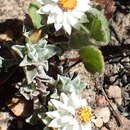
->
[0, 0, 111, 129]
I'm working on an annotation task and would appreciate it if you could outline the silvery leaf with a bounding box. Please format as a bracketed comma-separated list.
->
[71, 76, 86, 93]
[37, 45, 61, 61]
[19, 55, 33, 67]
[50, 89, 59, 99]
[56, 75, 86, 95]
[42, 60, 49, 71]
[12, 45, 25, 58]
[20, 83, 39, 100]
[24, 66, 38, 84]
[36, 38, 47, 48]
[37, 65, 52, 81]
[26, 112, 40, 125]
[20, 87, 32, 100]
[26, 43, 38, 61]
[43, 127, 51, 130]
[38, 114, 51, 125]
[24, 31, 31, 39]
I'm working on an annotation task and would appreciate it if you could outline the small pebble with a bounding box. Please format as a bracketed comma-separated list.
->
[124, 38, 130, 44]
[121, 57, 130, 63]
[110, 57, 122, 63]
[122, 74, 128, 85]
[110, 76, 117, 83]
[94, 118, 103, 128]
[96, 95, 109, 107]
[101, 127, 108, 130]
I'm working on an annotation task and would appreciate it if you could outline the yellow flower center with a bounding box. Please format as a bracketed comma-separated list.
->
[76, 106, 92, 124]
[58, 0, 77, 11]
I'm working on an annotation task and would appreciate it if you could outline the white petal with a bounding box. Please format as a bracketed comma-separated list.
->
[67, 13, 78, 26]
[37, 0, 44, 4]
[69, 118, 78, 125]
[46, 111, 60, 119]
[51, 5, 62, 14]
[50, 99, 75, 114]
[55, 13, 63, 24]
[76, 0, 90, 12]
[39, 0, 57, 4]
[79, 98, 87, 107]
[48, 119, 61, 128]
[62, 12, 72, 34]
[51, 0, 58, 3]
[37, 0, 51, 4]
[72, 10, 84, 19]
[70, 92, 81, 108]
[60, 93, 69, 105]
[47, 14, 55, 24]
[62, 125, 73, 130]
[60, 115, 73, 123]
[82, 123, 92, 130]
[70, 92, 88, 108]
[71, 120, 81, 130]
[63, 22, 72, 35]
[38, 4, 53, 14]
[65, 106, 75, 115]
[54, 23, 62, 31]
[50, 99, 65, 110]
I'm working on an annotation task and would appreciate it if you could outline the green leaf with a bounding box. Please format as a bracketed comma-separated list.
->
[69, 8, 110, 49]
[85, 8, 110, 45]
[29, 1, 45, 29]
[79, 45, 105, 73]
[69, 30, 90, 49]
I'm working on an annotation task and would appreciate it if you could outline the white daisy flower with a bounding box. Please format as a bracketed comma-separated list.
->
[46, 92, 93, 130]
[37, 0, 90, 34]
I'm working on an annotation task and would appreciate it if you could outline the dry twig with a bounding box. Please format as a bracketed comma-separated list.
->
[101, 87, 123, 127]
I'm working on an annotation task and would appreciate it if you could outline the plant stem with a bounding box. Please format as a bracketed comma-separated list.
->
[60, 57, 80, 63]
[101, 87, 123, 127]
[80, 24, 90, 35]
[64, 59, 81, 74]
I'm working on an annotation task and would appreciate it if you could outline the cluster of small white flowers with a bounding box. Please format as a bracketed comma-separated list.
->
[37, 0, 90, 34]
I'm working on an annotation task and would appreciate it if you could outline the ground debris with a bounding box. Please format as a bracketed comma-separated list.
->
[7, 94, 33, 118]
[107, 85, 122, 105]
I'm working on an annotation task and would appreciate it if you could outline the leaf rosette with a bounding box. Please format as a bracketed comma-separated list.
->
[12, 38, 61, 84]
